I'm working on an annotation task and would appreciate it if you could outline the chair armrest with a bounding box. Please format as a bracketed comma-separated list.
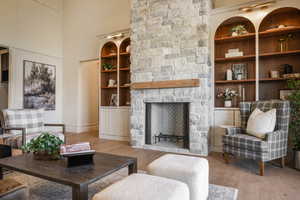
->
[1, 128, 26, 145]
[265, 130, 286, 142]
[225, 127, 243, 135]
[44, 124, 65, 134]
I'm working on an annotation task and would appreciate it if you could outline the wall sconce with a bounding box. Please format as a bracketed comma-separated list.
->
[239, 1, 276, 12]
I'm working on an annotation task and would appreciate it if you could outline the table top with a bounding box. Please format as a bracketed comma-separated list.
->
[0, 152, 137, 187]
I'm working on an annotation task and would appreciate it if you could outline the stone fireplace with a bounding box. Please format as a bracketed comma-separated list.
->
[130, 0, 212, 156]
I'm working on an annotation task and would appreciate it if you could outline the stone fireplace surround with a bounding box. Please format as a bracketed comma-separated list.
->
[130, 0, 212, 156]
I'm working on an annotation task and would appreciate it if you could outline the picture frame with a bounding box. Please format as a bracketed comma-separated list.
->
[232, 63, 248, 80]
[23, 60, 56, 110]
[110, 94, 118, 106]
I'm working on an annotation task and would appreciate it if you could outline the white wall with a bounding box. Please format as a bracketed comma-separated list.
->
[63, 0, 131, 132]
[78, 60, 99, 132]
[0, 0, 63, 123]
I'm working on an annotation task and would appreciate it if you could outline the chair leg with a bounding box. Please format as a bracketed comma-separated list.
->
[259, 161, 265, 176]
[223, 153, 230, 164]
[281, 157, 285, 168]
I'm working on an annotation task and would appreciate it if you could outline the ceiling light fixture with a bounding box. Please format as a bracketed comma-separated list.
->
[239, 1, 276, 12]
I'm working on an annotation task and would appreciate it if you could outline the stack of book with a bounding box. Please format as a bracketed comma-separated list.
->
[60, 142, 95, 156]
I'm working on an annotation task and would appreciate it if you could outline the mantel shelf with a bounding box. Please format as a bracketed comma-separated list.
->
[131, 79, 200, 90]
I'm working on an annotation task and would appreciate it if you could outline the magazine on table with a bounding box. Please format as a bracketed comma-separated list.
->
[60, 142, 95, 156]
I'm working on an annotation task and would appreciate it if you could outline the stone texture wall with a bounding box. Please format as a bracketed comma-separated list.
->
[130, 0, 212, 156]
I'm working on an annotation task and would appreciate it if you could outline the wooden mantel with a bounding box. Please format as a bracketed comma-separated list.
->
[131, 79, 200, 90]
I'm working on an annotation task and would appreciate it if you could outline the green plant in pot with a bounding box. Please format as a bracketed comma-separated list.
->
[287, 80, 300, 170]
[22, 133, 64, 160]
[231, 25, 248, 36]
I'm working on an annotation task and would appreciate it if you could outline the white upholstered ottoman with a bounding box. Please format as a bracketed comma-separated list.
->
[92, 173, 189, 200]
[147, 154, 209, 200]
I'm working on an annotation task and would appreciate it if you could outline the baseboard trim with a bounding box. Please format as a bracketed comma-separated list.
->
[66, 123, 99, 133]
[99, 134, 130, 142]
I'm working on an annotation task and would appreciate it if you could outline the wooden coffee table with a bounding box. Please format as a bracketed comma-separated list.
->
[0, 152, 137, 200]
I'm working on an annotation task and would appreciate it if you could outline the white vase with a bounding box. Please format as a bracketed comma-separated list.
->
[232, 32, 238, 37]
[224, 100, 232, 108]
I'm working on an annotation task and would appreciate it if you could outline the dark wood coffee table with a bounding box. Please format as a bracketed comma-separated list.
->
[0, 152, 137, 200]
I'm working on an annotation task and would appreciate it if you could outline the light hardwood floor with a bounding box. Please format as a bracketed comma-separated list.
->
[68, 131, 300, 200]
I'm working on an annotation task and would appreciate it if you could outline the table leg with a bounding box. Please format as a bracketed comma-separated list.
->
[72, 184, 88, 200]
[0, 167, 3, 180]
[128, 160, 138, 175]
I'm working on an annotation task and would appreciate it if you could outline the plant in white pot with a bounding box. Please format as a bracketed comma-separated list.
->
[287, 80, 300, 170]
[217, 88, 238, 107]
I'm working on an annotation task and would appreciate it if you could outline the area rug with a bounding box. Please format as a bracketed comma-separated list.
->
[7, 169, 238, 200]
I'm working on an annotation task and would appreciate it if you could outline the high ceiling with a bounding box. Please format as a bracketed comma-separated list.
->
[213, 0, 253, 8]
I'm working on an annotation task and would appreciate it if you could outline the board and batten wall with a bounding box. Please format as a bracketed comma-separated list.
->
[0, 0, 63, 123]
[63, 0, 131, 132]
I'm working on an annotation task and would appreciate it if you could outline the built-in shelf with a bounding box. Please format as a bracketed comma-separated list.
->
[215, 54, 255, 62]
[101, 86, 117, 89]
[120, 52, 130, 56]
[215, 79, 255, 84]
[119, 67, 130, 71]
[101, 69, 117, 73]
[259, 26, 300, 37]
[101, 54, 117, 58]
[215, 33, 255, 43]
[260, 49, 300, 58]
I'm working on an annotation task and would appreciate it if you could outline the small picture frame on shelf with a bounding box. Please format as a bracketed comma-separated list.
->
[110, 94, 118, 106]
[280, 89, 296, 100]
[232, 64, 248, 80]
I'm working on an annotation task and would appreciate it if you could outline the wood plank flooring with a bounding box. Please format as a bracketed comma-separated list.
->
[56, 131, 300, 199]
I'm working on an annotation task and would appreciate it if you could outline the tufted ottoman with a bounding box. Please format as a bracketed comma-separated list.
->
[92, 173, 189, 200]
[147, 154, 209, 200]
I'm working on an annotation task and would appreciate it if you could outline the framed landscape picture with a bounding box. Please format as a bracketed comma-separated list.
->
[23, 60, 56, 110]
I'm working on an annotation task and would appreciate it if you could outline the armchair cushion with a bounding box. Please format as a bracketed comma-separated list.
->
[2, 109, 44, 135]
[223, 134, 268, 152]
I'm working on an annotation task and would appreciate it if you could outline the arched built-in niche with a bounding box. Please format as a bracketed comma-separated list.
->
[119, 38, 131, 106]
[214, 17, 256, 108]
[258, 7, 300, 100]
[100, 41, 118, 106]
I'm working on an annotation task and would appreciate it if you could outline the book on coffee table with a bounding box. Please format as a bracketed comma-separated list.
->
[60, 142, 95, 156]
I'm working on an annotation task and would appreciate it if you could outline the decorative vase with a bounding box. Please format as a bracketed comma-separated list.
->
[232, 32, 238, 37]
[33, 151, 60, 161]
[126, 45, 131, 53]
[295, 150, 300, 170]
[224, 100, 232, 108]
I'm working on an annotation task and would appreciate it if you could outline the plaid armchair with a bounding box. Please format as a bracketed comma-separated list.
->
[0, 109, 65, 149]
[222, 100, 290, 176]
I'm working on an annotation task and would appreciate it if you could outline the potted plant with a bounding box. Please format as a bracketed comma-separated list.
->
[22, 133, 64, 160]
[287, 80, 300, 170]
[217, 88, 238, 107]
[231, 25, 248, 36]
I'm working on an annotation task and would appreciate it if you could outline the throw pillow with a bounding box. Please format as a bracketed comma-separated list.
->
[246, 108, 276, 139]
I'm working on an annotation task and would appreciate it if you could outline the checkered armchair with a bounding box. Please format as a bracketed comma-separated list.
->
[0, 109, 65, 149]
[222, 100, 290, 176]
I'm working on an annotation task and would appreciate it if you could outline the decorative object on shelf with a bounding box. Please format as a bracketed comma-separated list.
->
[22, 133, 63, 161]
[286, 33, 294, 51]
[126, 101, 131, 106]
[225, 48, 244, 58]
[226, 69, 233, 81]
[286, 80, 300, 170]
[232, 63, 248, 80]
[283, 73, 300, 79]
[278, 38, 286, 52]
[110, 94, 118, 106]
[109, 49, 116, 55]
[123, 83, 131, 87]
[102, 63, 116, 71]
[283, 64, 293, 75]
[23, 60, 56, 110]
[270, 70, 280, 78]
[231, 25, 248, 36]
[217, 88, 238, 108]
[126, 45, 131, 53]
[108, 79, 117, 87]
